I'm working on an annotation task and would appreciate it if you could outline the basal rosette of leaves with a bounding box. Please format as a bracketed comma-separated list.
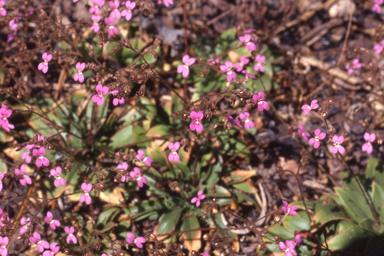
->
[263, 158, 384, 256]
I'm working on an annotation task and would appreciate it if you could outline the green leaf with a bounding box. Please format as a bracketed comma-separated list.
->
[336, 220, 357, 233]
[359, 218, 382, 235]
[110, 125, 133, 148]
[181, 215, 201, 250]
[365, 158, 384, 189]
[335, 187, 374, 223]
[205, 185, 231, 198]
[339, 172, 371, 197]
[146, 125, 173, 138]
[268, 226, 294, 241]
[232, 180, 254, 194]
[156, 208, 183, 236]
[312, 204, 347, 226]
[283, 214, 310, 233]
[97, 207, 120, 225]
[137, 98, 157, 120]
[290, 201, 315, 210]
[372, 182, 384, 220]
[326, 226, 371, 251]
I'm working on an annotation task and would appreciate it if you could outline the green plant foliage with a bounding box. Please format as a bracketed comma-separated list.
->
[267, 158, 384, 255]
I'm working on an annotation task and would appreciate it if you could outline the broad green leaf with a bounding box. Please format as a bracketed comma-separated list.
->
[146, 125, 173, 138]
[212, 213, 236, 239]
[232, 180, 255, 194]
[181, 215, 201, 251]
[372, 182, 384, 220]
[155, 208, 183, 236]
[335, 187, 374, 223]
[339, 172, 371, 197]
[336, 220, 357, 233]
[137, 98, 157, 120]
[234, 192, 257, 206]
[205, 185, 231, 198]
[97, 207, 120, 225]
[365, 158, 384, 190]
[110, 125, 133, 148]
[326, 226, 371, 251]
[203, 161, 221, 186]
[283, 211, 310, 233]
[291, 201, 315, 210]
[359, 218, 382, 235]
[312, 204, 347, 226]
[268, 226, 294, 240]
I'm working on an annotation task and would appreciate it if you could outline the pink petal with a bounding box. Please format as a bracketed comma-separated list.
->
[182, 55, 190, 63]
[173, 142, 180, 150]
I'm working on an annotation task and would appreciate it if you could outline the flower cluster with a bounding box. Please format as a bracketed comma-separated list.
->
[15, 164, 32, 186]
[21, 134, 50, 168]
[44, 211, 61, 230]
[38, 52, 53, 74]
[130, 167, 148, 188]
[362, 132, 375, 154]
[50, 166, 66, 188]
[64, 226, 77, 244]
[136, 150, 153, 166]
[29, 232, 49, 252]
[92, 84, 109, 106]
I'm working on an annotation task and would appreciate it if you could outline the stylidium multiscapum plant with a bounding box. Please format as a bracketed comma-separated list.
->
[0, 0, 384, 256]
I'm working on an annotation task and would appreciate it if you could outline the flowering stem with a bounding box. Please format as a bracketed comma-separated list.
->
[338, 153, 381, 229]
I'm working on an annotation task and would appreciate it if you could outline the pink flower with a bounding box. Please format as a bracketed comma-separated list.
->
[42, 242, 60, 256]
[286, 234, 303, 247]
[281, 201, 297, 216]
[21, 150, 32, 163]
[0, 236, 9, 256]
[65, 226, 77, 244]
[0, 172, 4, 192]
[374, 40, 384, 55]
[191, 190, 205, 207]
[51, 166, 66, 188]
[74, 62, 86, 83]
[44, 211, 61, 230]
[239, 34, 257, 52]
[92, 84, 109, 106]
[38, 52, 52, 74]
[239, 111, 254, 130]
[111, 89, 125, 106]
[0, 104, 14, 132]
[227, 116, 242, 128]
[101, 254, 112, 256]
[19, 217, 31, 235]
[189, 111, 204, 133]
[346, 58, 362, 74]
[308, 129, 326, 148]
[0, 0, 7, 16]
[29, 232, 50, 253]
[15, 164, 32, 186]
[234, 56, 249, 72]
[126, 232, 146, 248]
[130, 167, 147, 187]
[121, 1, 135, 21]
[158, 0, 173, 7]
[89, 0, 105, 14]
[109, 0, 121, 19]
[90, 15, 101, 33]
[279, 240, 297, 256]
[33, 147, 49, 167]
[372, 0, 383, 13]
[136, 149, 153, 166]
[253, 91, 269, 112]
[117, 162, 129, 182]
[105, 17, 119, 36]
[220, 61, 237, 83]
[362, 132, 376, 154]
[332, 135, 345, 154]
[208, 57, 220, 65]
[254, 55, 266, 72]
[297, 125, 310, 141]
[301, 99, 319, 115]
[168, 142, 180, 162]
[177, 55, 196, 78]
[80, 183, 92, 205]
